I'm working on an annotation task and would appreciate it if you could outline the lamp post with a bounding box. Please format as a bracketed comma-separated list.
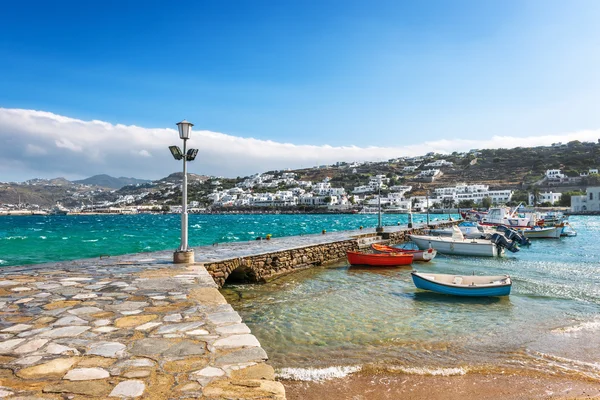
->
[426, 190, 430, 226]
[170, 120, 199, 264]
[376, 183, 384, 234]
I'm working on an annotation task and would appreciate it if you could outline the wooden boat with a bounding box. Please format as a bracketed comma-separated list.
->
[411, 271, 512, 297]
[520, 225, 562, 239]
[371, 243, 437, 262]
[347, 251, 413, 266]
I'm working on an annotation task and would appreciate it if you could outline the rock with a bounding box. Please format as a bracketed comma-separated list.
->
[93, 327, 119, 333]
[114, 314, 157, 328]
[109, 358, 156, 375]
[16, 357, 78, 379]
[192, 366, 224, 377]
[72, 293, 97, 299]
[185, 329, 209, 336]
[40, 326, 91, 338]
[215, 323, 251, 335]
[155, 321, 205, 335]
[52, 315, 88, 326]
[14, 339, 49, 354]
[129, 338, 205, 357]
[0, 338, 26, 354]
[123, 369, 151, 378]
[68, 306, 102, 316]
[229, 363, 275, 380]
[109, 380, 145, 397]
[214, 347, 268, 366]
[207, 311, 242, 325]
[45, 343, 80, 355]
[213, 334, 261, 349]
[43, 380, 112, 396]
[1, 324, 33, 333]
[163, 314, 182, 322]
[163, 340, 206, 357]
[188, 288, 227, 305]
[134, 322, 162, 332]
[14, 355, 43, 365]
[106, 301, 148, 312]
[63, 367, 110, 380]
[93, 319, 111, 327]
[87, 342, 126, 358]
[0, 388, 14, 397]
[43, 300, 80, 310]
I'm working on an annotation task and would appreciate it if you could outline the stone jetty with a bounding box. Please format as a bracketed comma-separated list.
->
[0, 222, 453, 399]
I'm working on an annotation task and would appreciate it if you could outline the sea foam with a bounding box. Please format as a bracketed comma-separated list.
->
[388, 366, 469, 376]
[552, 319, 600, 334]
[276, 365, 362, 381]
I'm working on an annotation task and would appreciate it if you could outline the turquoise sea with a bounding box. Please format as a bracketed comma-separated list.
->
[2, 214, 599, 382]
[0, 213, 435, 267]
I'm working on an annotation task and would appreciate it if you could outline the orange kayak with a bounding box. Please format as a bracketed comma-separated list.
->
[347, 251, 413, 266]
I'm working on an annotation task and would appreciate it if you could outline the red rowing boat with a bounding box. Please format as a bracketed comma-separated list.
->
[371, 243, 437, 262]
[346, 250, 413, 266]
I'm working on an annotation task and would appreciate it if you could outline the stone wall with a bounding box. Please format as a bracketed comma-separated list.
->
[206, 222, 457, 288]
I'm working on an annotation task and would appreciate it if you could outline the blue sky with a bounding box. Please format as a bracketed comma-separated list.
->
[1, 1, 600, 180]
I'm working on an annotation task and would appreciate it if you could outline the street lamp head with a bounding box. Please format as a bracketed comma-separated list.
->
[176, 119, 194, 140]
[169, 145, 183, 160]
[186, 148, 199, 161]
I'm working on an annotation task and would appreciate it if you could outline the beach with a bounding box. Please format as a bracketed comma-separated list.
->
[282, 370, 600, 399]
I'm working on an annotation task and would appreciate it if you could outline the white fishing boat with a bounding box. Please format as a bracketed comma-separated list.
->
[561, 222, 577, 237]
[411, 271, 512, 297]
[521, 225, 563, 239]
[480, 206, 536, 228]
[410, 226, 518, 257]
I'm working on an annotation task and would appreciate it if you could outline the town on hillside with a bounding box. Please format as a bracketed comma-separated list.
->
[2, 141, 600, 216]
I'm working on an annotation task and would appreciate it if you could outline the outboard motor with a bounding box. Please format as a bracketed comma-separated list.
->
[490, 233, 520, 253]
[496, 226, 531, 246]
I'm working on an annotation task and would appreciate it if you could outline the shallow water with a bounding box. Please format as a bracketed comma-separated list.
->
[222, 216, 600, 381]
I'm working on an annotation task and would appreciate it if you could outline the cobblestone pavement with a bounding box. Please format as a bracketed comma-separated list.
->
[0, 251, 284, 399]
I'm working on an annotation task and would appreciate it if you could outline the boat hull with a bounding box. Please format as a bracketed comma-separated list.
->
[411, 272, 511, 297]
[522, 227, 562, 239]
[347, 251, 413, 266]
[372, 244, 437, 262]
[409, 235, 502, 257]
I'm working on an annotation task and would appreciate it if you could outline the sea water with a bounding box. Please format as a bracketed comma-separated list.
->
[221, 216, 600, 381]
[0, 213, 435, 267]
[2, 213, 598, 382]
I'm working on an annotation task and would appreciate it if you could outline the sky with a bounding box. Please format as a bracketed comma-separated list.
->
[1, 0, 600, 181]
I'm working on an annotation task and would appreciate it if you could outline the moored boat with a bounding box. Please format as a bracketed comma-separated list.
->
[411, 271, 512, 297]
[521, 225, 562, 239]
[371, 243, 437, 262]
[409, 226, 519, 257]
[347, 251, 413, 266]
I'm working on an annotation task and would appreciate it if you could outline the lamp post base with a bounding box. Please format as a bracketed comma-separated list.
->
[376, 226, 384, 234]
[173, 249, 195, 264]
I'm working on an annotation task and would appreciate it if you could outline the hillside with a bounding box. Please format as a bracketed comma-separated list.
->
[73, 174, 151, 189]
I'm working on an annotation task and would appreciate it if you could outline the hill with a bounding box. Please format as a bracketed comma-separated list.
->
[73, 174, 151, 189]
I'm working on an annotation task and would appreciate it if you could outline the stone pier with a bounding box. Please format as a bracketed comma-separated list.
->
[0, 222, 454, 399]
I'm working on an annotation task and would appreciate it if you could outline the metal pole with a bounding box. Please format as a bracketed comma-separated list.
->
[180, 138, 188, 251]
[377, 185, 382, 229]
[426, 190, 430, 226]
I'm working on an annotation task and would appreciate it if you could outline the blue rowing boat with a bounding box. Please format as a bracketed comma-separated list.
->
[411, 271, 512, 297]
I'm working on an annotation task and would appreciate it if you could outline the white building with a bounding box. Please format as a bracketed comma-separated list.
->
[424, 160, 454, 168]
[433, 183, 512, 205]
[571, 187, 600, 212]
[546, 169, 565, 180]
[529, 191, 562, 205]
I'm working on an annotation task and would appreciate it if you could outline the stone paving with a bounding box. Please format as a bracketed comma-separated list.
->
[0, 251, 285, 399]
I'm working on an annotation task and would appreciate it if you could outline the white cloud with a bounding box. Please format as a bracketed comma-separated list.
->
[0, 107, 599, 182]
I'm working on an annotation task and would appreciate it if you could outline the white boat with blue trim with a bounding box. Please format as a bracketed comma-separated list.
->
[411, 271, 512, 297]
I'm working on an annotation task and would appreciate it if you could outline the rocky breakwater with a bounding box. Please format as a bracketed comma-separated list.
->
[204, 239, 359, 288]
[0, 254, 285, 399]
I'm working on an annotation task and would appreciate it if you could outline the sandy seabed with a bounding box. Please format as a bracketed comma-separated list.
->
[282, 371, 600, 400]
